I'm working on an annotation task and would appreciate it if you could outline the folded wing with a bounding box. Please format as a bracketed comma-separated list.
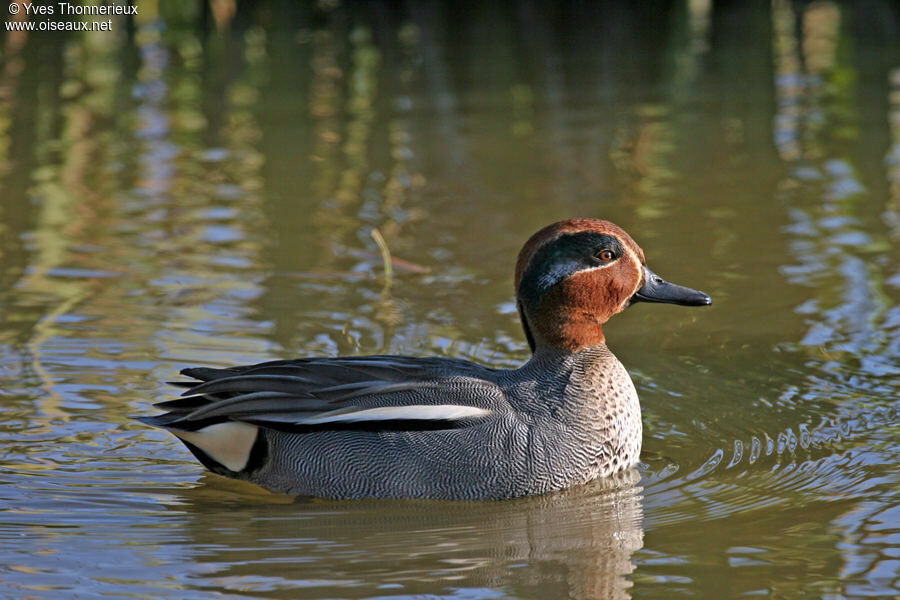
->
[139, 355, 506, 434]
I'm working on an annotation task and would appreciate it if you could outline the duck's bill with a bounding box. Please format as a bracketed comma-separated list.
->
[631, 266, 712, 307]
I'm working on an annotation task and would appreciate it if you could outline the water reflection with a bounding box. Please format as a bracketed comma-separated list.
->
[0, 0, 899, 598]
[630, 3, 900, 595]
[0, 459, 643, 599]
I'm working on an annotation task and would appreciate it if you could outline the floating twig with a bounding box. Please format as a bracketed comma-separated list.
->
[370, 227, 393, 292]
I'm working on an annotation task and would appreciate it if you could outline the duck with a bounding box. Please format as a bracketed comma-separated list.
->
[138, 218, 711, 500]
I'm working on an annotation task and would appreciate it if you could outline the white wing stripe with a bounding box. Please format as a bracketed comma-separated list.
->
[297, 405, 491, 424]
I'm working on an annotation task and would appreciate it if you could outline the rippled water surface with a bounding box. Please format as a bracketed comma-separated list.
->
[1, 1, 900, 598]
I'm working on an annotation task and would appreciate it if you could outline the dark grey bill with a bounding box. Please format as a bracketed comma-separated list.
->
[631, 266, 712, 306]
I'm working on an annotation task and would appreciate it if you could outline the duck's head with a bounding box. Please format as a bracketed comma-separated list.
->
[514, 218, 711, 352]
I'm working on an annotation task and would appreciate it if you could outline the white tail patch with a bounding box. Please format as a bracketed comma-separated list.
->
[174, 422, 258, 472]
[297, 404, 492, 425]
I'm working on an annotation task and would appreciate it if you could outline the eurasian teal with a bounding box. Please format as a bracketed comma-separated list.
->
[139, 219, 711, 499]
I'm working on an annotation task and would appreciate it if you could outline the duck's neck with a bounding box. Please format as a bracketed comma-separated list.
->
[519, 301, 607, 353]
[528, 340, 611, 365]
[544, 317, 606, 351]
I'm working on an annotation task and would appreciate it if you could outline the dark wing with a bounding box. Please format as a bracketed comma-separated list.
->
[139, 355, 508, 433]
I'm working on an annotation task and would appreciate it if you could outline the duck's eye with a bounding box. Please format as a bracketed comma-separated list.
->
[595, 249, 616, 263]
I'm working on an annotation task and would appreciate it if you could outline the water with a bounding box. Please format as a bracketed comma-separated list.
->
[1, 1, 899, 598]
